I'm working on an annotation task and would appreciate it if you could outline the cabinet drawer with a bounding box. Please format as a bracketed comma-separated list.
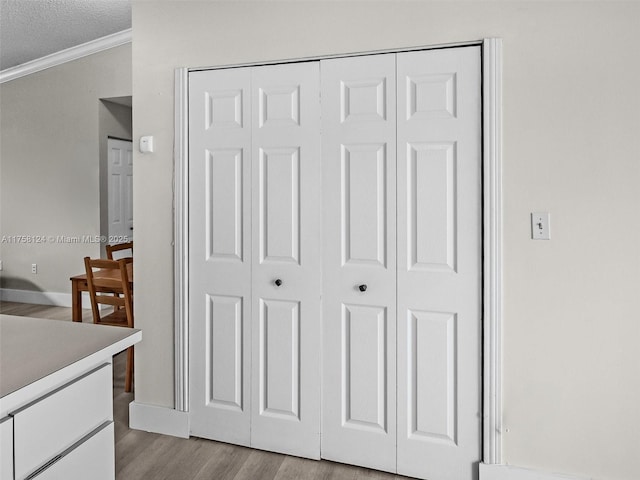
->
[13, 364, 112, 480]
[0, 416, 13, 480]
[31, 422, 114, 480]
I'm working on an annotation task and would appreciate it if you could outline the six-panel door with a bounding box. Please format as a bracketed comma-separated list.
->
[189, 62, 321, 458]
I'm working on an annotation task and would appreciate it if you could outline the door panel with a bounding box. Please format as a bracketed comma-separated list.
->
[407, 142, 457, 272]
[110, 174, 121, 223]
[408, 310, 457, 444]
[342, 304, 388, 432]
[207, 294, 243, 411]
[206, 149, 243, 261]
[189, 67, 252, 446]
[259, 299, 300, 419]
[321, 53, 397, 473]
[397, 47, 482, 480]
[342, 143, 388, 267]
[251, 62, 321, 459]
[258, 147, 300, 264]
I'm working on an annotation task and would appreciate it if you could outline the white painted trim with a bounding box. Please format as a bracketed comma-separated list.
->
[189, 39, 482, 73]
[0, 288, 92, 309]
[174, 68, 190, 413]
[482, 37, 504, 465]
[0, 29, 132, 84]
[129, 402, 190, 439]
[174, 41, 504, 465]
[479, 464, 591, 480]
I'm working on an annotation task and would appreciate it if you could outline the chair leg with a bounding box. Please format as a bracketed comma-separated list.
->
[125, 346, 134, 393]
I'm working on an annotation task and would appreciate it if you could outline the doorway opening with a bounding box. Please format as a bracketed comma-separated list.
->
[99, 97, 133, 256]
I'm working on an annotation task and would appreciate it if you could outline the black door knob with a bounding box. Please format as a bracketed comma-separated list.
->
[275, 279, 283, 287]
[358, 284, 367, 292]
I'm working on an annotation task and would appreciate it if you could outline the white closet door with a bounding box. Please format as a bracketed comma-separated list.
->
[189, 67, 253, 446]
[396, 47, 482, 480]
[250, 62, 322, 458]
[321, 54, 397, 472]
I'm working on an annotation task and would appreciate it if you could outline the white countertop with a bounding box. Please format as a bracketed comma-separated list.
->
[0, 314, 141, 415]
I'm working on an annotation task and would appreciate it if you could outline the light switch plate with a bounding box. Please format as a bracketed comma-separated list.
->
[531, 212, 550, 240]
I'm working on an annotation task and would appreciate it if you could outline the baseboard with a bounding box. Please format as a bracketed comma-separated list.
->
[0, 288, 92, 309]
[480, 463, 591, 480]
[129, 402, 190, 439]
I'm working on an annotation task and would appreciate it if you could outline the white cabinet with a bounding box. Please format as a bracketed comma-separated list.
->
[0, 315, 141, 480]
[0, 417, 13, 480]
[33, 423, 114, 480]
[13, 365, 112, 480]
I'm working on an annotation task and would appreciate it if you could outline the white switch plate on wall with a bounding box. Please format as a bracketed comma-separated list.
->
[139, 135, 154, 153]
[531, 212, 550, 240]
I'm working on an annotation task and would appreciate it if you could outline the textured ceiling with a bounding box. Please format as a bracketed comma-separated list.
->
[0, 0, 131, 70]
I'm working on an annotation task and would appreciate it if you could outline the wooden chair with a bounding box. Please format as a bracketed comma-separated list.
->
[104, 242, 133, 311]
[106, 241, 133, 260]
[84, 256, 135, 392]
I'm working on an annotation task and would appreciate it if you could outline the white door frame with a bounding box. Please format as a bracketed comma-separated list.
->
[173, 38, 503, 465]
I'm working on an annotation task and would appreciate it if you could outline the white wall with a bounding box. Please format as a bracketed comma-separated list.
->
[0, 45, 132, 295]
[131, 2, 640, 479]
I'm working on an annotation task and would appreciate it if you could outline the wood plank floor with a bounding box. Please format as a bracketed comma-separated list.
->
[1, 301, 411, 480]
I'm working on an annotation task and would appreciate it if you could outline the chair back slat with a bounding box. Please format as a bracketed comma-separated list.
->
[106, 241, 133, 260]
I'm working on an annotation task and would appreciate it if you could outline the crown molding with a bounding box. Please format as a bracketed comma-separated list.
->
[0, 29, 132, 84]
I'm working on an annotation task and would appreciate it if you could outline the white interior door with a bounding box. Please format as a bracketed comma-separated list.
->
[250, 62, 321, 458]
[107, 138, 133, 243]
[189, 67, 253, 446]
[321, 46, 481, 479]
[321, 53, 397, 473]
[396, 47, 482, 480]
[189, 62, 321, 459]
[188, 45, 482, 478]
